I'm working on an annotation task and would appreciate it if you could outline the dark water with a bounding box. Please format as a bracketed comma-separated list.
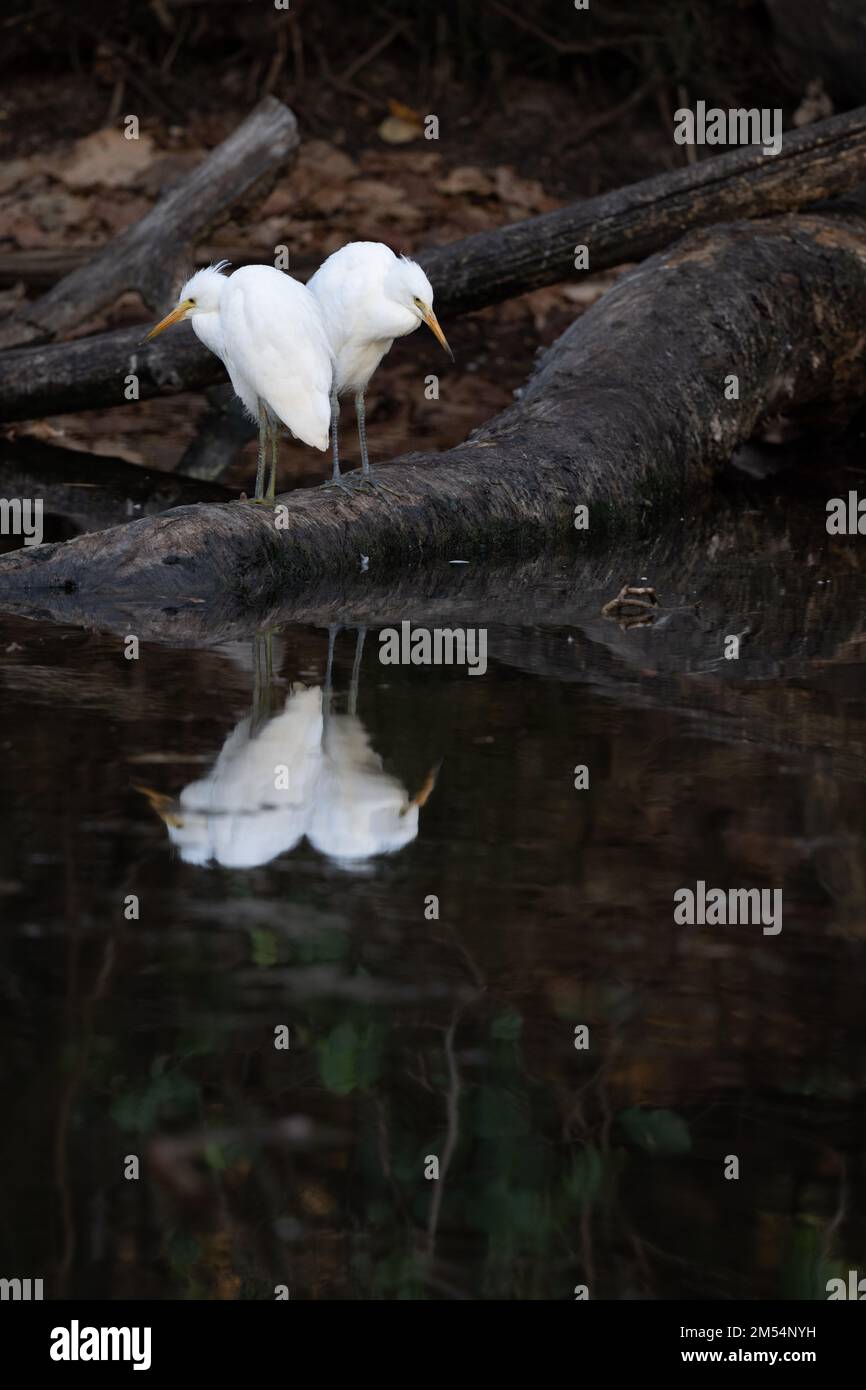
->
[1, 463, 866, 1301]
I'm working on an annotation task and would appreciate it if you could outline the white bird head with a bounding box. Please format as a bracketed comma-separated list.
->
[384, 255, 453, 358]
[144, 261, 231, 340]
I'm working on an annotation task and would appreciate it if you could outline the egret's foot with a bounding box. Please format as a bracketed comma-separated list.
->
[358, 474, 402, 498]
[322, 475, 356, 497]
[332, 471, 403, 500]
[241, 494, 277, 507]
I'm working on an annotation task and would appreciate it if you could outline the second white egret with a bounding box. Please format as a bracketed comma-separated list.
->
[307, 241, 452, 491]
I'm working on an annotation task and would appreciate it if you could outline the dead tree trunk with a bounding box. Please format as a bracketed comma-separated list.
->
[1, 210, 865, 608]
[2, 104, 866, 422]
[0, 97, 299, 351]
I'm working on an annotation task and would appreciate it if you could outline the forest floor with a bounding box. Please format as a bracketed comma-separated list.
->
[0, 4, 804, 491]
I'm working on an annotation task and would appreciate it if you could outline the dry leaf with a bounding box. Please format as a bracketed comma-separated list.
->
[289, 140, 357, 204]
[378, 115, 421, 145]
[47, 128, 156, 189]
[0, 210, 49, 248]
[493, 164, 551, 212]
[0, 158, 46, 195]
[28, 189, 91, 230]
[379, 99, 424, 145]
[388, 99, 422, 123]
[437, 165, 495, 197]
[792, 78, 833, 128]
[345, 178, 406, 208]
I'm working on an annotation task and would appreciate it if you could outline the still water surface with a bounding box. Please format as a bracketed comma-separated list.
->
[1, 480, 865, 1300]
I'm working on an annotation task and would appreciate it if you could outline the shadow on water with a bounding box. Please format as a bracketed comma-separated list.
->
[0, 437, 865, 1299]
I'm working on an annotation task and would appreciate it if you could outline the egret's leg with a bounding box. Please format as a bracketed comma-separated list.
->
[267, 418, 279, 503]
[330, 391, 341, 480]
[323, 625, 341, 736]
[240, 405, 271, 505]
[251, 635, 264, 733]
[323, 391, 353, 495]
[251, 632, 276, 733]
[253, 407, 267, 501]
[353, 390, 400, 497]
[348, 626, 366, 717]
[356, 391, 371, 477]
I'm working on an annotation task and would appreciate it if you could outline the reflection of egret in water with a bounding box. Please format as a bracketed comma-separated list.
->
[309, 627, 438, 866]
[137, 631, 437, 869]
[138, 662, 323, 868]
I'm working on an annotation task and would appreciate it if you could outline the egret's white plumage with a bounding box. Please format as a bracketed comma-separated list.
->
[139, 631, 437, 869]
[157, 685, 324, 868]
[308, 242, 433, 395]
[307, 241, 452, 487]
[307, 711, 420, 864]
[145, 262, 333, 499]
[141, 687, 431, 868]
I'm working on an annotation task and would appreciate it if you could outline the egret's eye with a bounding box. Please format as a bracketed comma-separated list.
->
[188, 298, 196, 306]
[413, 296, 422, 306]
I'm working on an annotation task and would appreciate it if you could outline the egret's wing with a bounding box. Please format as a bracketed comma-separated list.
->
[222, 268, 333, 450]
[307, 242, 407, 394]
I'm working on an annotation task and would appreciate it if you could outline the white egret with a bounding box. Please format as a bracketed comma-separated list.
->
[145, 262, 333, 501]
[307, 242, 452, 490]
[136, 683, 325, 868]
[308, 709, 433, 863]
[308, 627, 438, 864]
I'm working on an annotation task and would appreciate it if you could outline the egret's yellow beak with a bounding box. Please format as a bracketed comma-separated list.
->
[419, 303, 453, 360]
[143, 299, 194, 343]
[401, 760, 442, 815]
[133, 783, 184, 829]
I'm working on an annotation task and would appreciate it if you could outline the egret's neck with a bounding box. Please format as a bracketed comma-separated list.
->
[372, 298, 418, 343]
[191, 311, 225, 362]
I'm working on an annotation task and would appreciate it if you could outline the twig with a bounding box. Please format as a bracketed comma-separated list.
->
[573, 76, 662, 144]
[425, 1008, 463, 1260]
[340, 21, 406, 87]
[485, 0, 652, 56]
[263, 25, 288, 97]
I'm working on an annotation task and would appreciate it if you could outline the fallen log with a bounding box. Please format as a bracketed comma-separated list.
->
[0, 97, 299, 351]
[421, 104, 866, 314]
[3, 494, 866, 785]
[1, 210, 865, 606]
[0, 439, 234, 537]
[177, 384, 258, 480]
[0, 246, 320, 291]
[3, 104, 866, 422]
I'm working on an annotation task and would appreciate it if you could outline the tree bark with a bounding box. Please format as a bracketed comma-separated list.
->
[420, 103, 866, 315]
[0, 97, 299, 351]
[3, 103, 866, 423]
[0, 246, 320, 291]
[178, 384, 258, 480]
[1, 210, 865, 608]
